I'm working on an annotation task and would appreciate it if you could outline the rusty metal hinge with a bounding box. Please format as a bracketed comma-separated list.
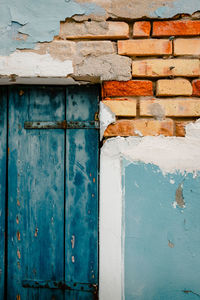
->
[22, 279, 98, 293]
[24, 120, 99, 130]
[94, 112, 99, 121]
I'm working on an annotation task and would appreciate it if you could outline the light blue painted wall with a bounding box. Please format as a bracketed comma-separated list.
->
[0, 0, 105, 55]
[151, 0, 200, 18]
[123, 160, 200, 299]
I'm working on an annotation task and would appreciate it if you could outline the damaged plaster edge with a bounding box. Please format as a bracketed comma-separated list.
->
[101, 119, 200, 175]
[99, 102, 116, 140]
[100, 119, 200, 299]
[151, 1, 200, 18]
[0, 51, 73, 78]
[99, 149, 123, 300]
[185, 119, 200, 139]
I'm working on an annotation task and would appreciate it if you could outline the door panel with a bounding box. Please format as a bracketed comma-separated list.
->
[0, 88, 7, 299]
[65, 87, 99, 299]
[7, 87, 65, 299]
[3, 85, 99, 299]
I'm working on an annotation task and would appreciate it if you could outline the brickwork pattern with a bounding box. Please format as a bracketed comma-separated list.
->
[56, 18, 200, 137]
[98, 19, 200, 137]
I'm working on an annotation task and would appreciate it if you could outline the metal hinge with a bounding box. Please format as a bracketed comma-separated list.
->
[24, 120, 99, 130]
[94, 112, 99, 121]
[22, 279, 98, 293]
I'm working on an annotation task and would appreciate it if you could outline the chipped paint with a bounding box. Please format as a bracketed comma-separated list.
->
[100, 119, 200, 299]
[71, 235, 75, 249]
[175, 183, 185, 208]
[0, 0, 105, 55]
[168, 240, 175, 248]
[99, 102, 116, 140]
[152, 0, 200, 18]
[76, 0, 200, 20]
[0, 51, 73, 77]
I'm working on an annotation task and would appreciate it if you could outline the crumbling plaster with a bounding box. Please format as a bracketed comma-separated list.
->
[76, 0, 200, 19]
[100, 120, 200, 300]
[0, 0, 105, 55]
[0, 0, 200, 83]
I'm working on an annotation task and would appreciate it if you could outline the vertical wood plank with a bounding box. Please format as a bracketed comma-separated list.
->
[0, 87, 7, 299]
[8, 86, 65, 300]
[65, 86, 99, 299]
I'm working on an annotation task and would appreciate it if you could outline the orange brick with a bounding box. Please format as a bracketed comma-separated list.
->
[102, 100, 136, 116]
[192, 79, 200, 96]
[153, 20, 200, 37]
[132, 59, 200, 77]
[60, 21, 129, 39]
[140, 98, 200, 117]
[102, 81, 153, 97]
[174, 39, 200, 56]
[156, 79, 192, 96]
[133, 21, 151, 37]
[104, 119, 174, 137]
[175, 120, 195, 137]
[118, 40, 172, 56]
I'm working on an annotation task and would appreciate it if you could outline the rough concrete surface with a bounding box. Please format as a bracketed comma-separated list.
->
[76, 0, 200, 19]
[74, 53, 132, 82]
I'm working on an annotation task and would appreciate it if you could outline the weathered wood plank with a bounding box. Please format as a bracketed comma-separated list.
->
[7, 86, 65, 300]
[65, 86, 99, 299]
[0, 87, 7, 299]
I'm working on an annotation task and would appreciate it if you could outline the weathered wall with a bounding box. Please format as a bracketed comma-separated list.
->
[1, 10, 200, 137]
[100, 123, 200, 299]
[1, 1, 200, 300]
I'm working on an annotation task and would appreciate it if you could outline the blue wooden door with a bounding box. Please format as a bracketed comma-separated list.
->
[0, 88, 7, 299]
[0, 86, 99, 299]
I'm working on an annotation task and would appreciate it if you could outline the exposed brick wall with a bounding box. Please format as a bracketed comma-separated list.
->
[99, 19, 200, 138]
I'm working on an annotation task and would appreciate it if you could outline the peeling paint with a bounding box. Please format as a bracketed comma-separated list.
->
[99, 102, 116, 140]
[175, 183, 185, 208]
[0, 0, 105, 55]
[168, 240, 175, 248]
[77, 0, 200, 20]
[0, 51, 73, 77]
[100, 119, 200, 299]
[34, 228, 38, 237]
[17, 249, 21, 259]
[152, 0, 200, 18]
[186, 119, 200, 139]
[71, 235, 75, 249]
[17, 231, 20, 241]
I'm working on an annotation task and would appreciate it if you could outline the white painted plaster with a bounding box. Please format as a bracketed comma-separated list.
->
[186, 119, 200, 139]
[100, 119, 200, 300]
[0, 51, 73, 78]
[99, 152, 123, 300]
[99, 102, 116, 140]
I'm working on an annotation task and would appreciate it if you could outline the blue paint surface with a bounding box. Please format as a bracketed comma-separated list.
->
[124, 160, 200, 299]
[5, 86, 99, 299]
[0, 0, 105, 55]
[65, 86, 99, 299]
[0, 88, 7, 299]
[152, 0, 200, 18]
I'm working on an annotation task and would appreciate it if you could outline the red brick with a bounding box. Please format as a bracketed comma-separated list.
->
[118, 40, 172, 56]
[133, 21, 151, 37]
[156, 79, 192, 97]
[175, 121, 195, 137]
[174, 39, 200, 56]
[192, 80, 200, 96]
[153, 20, 200, 37]
[102, 100, 137, 116]
[102, 81, 153, 97]
[104, 119, 174, 137]
[140, 98, 200, 117]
